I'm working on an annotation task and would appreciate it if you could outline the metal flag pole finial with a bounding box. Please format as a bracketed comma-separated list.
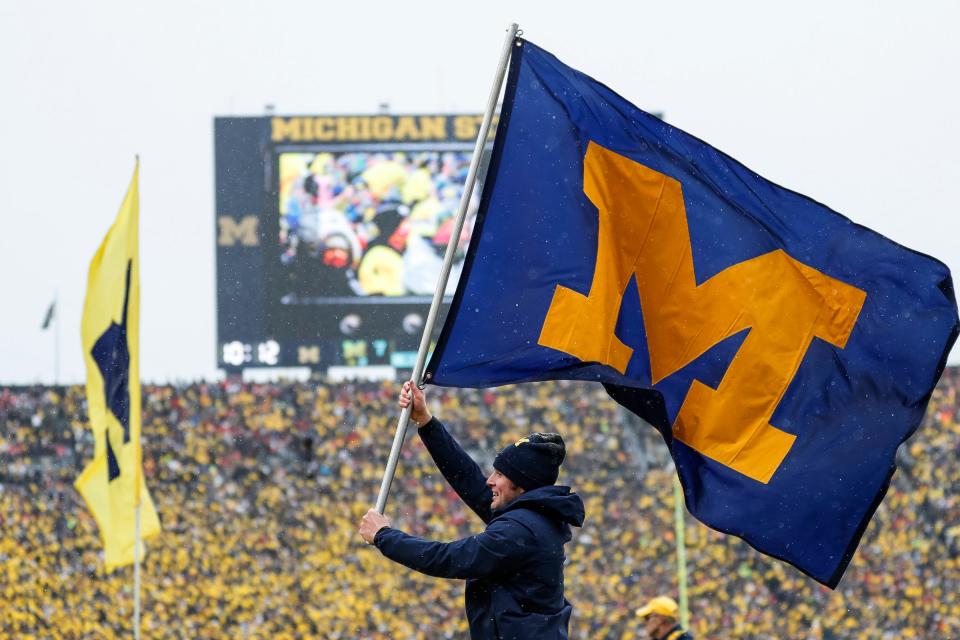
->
[372, 22, 520, 516]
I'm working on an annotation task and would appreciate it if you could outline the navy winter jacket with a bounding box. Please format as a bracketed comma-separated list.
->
[374, 417, 586, 639]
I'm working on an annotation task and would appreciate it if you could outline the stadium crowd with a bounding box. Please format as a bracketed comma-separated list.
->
[1, 368, 958, 638]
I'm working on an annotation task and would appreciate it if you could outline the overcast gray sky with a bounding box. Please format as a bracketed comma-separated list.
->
[1, 0, 958, 384]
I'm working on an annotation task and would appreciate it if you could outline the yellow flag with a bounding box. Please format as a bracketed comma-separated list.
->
[75, 160, 161, 570]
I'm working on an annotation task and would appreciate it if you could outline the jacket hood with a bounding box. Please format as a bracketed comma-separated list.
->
[497, 484, 585, 527]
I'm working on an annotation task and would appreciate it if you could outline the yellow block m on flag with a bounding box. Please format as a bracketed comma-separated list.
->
[75, 160, 161, 569]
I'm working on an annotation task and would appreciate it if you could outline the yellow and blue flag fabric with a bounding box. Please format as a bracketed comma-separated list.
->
[75, 160, 161, 570]
[426, 39, 959, 587]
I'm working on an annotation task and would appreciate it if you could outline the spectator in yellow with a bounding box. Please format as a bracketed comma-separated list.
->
[636, 596, 693, 640]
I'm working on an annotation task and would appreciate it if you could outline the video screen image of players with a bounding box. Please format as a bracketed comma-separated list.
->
[277, 150, 478, 302]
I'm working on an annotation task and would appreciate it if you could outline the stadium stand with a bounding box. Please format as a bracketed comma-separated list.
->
[1, 369, 958, 638]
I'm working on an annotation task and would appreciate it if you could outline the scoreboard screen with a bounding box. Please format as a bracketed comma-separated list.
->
[215, 114, 493, 371]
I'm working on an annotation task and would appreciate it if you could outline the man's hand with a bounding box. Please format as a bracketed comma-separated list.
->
[359, 509, 391, 544]
[398, 381, 433, 427]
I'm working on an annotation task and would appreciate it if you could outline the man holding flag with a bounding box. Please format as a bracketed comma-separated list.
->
[366, 27, 956, 637]
[360, 381, 585, 639]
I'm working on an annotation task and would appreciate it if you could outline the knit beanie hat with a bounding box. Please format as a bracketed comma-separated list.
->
[493, 432, 566, 491]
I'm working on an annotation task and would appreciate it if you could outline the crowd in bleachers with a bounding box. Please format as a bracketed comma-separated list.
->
[1, 369, 958, 638]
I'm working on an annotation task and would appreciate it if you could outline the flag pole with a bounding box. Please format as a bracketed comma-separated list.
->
[673, 475, 689, 629]
[373, 22, 520, 514]
[54, 290, 60, 386]
[133, 153, 142, 640]
[134, 505, 141, 640]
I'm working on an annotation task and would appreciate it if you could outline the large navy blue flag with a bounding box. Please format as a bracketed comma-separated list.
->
[425, 38, 959, 587]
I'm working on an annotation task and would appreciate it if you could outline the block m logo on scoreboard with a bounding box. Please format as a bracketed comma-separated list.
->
[217, 215, 260, 247]
[539, 142, 865, 484]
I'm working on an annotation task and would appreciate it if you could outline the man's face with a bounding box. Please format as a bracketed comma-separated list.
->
[643, 614, 673, 638]
[487, 468, 524, 510]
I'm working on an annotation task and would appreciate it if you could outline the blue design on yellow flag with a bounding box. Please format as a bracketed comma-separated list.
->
[75, 160, 161, 570]
[426, 39, 959, 587]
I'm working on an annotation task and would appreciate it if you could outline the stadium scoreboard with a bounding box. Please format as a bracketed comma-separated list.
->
[215, 114, 492, 372]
